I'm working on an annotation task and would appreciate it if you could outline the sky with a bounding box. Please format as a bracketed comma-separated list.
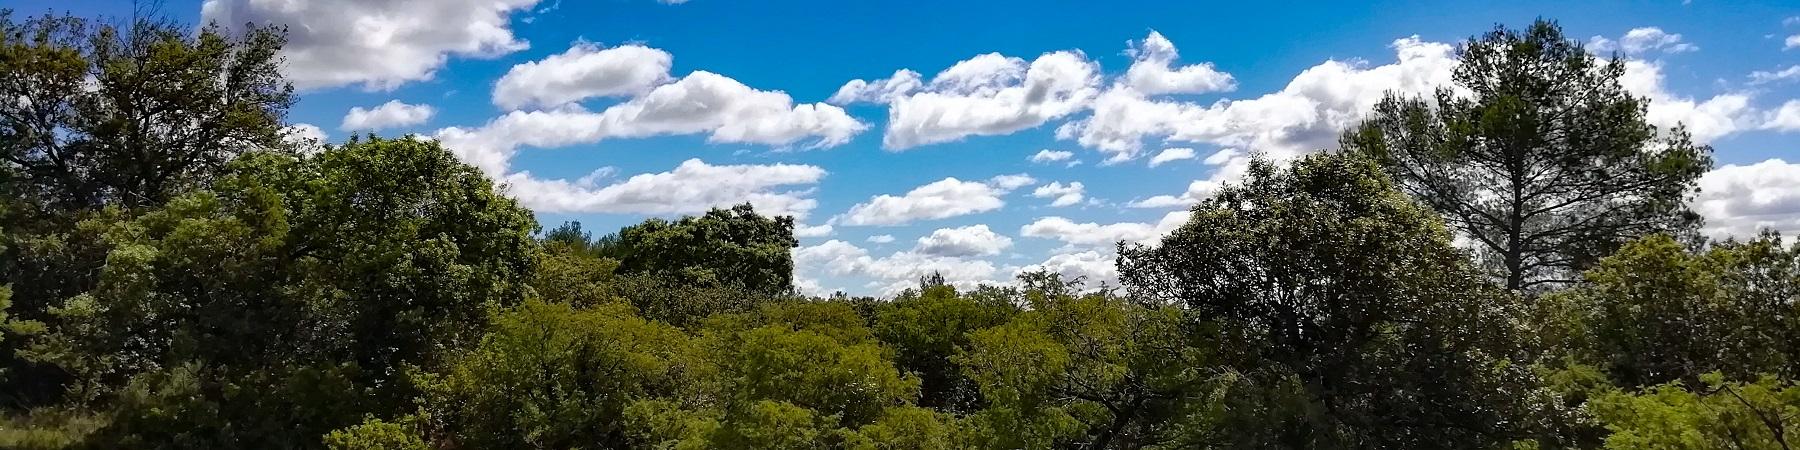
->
[18, 0, 1800, 296]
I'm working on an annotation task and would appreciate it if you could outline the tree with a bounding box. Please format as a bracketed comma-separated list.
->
[873, 282, 1016, 412]
[0, 11, 294, 211]
[18, 137, 537, 447]
[955, 281, 1218, 449]
[416, 301, 690, 449]
[1542, 233, 1800, 388]
[608, 204, 799, 296]
[1119, 152, 1542, 448]
[1590, 373, 1800, 450]
[1340, 19, 1711, 292]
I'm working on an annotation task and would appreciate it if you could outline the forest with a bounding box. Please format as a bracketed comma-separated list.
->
[2, 9, 1798, 450]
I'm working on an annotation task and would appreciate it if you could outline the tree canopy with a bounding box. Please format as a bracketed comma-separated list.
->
[1341, 19, 1712, 292]
[5, 12, 1799, 450]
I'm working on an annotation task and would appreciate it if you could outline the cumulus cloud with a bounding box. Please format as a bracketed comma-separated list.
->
[341, 100, 435, 130]
[492, 43, 673, 110]
[1016, 250, 1120, 289]
[1748, 65, 1800, 85]
[828, 69, 924, 105]
[1694, 159, 1800, 238]
[838, 177, 1018, 226]
[834, 51, 1101, 149]
[1122, 31, 1236, 95]
[500, 158, 825, 219]
[434, 70, 865, 175]
[793, 240, 1004, 295]
[1762, 100, 1800, 132]
[1029, 149, 1076, 164]
[1032, 181, 1085, 207]
[1618, 60, 1754, 143]
[283, 123, 326, 143]
[1148, 147, 1196, 167]
[1019, 211, 1191, 248]
[1060, 35, 1457, 163]
[1588, 27, 1697, 55]
[988, 173, 1038, 190]
[867, 234, 896, 244]
[795, 223, 834, 237]
[914, 224, 1013, 257]
[1128, 180, 1219, 209]
[202, 0, 539, 90]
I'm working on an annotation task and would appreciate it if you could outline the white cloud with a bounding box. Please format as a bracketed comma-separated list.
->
[793, 240, 1004, 295]
[1148, 147, 1196, 167]
[499, 158, 825, 219]
[988, 173, 1038, 190]
[1122, 31, 1236, 95]
[795, 223, 834, 238]
[202, 0, 539, 90]
[1786, 35, 1800, 50]
[1748, 65, 1800, 85]
[1694, 159, 1800, 239]
[1131, 147, 1251, 208]
[492, 43, 673, 110]
[1019, 211, 1191, 248]
[867, 234, 896, 244]
[835, 51, 1101, 149]
[283, 123, 327, 143]
[914, 224, 1013, 257]
[1032, 181, 1085, 207]
[1128, 180, 1219, 208]
[341, 100, 435, 130]
[1029, 149, 1075, 164]
[1060, 36, 1457, 163]
[433, 70, 865, 175]
[828, 69, 924, 104]
[1017, 250, 1120, 289]
[838, 177, 1012, 226]
[1764, 100, 1800, 132]
[1619, 60, 1754, 143]
[1590, 27, 1697, 55]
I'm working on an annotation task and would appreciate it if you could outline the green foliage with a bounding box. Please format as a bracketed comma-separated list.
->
[1342, 19, 1711, 291]
[609, 204, 799, 295]
[0, 11, 293, 211]
[1591, 373, 1800, 449]
[1120, 151, 1543, 448]
[419, 300, 689, 449]
[873, 283, 1017, 412]
[323, 416, 430, 450]
[10, 137, 534, 447]
[1544, 233, 1800, 388]
[8, 10, 1799, 449]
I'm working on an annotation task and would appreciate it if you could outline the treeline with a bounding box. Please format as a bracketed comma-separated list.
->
[1, 9, 1796, 450]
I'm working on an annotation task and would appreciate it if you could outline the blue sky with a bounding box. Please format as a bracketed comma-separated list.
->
[22, 0, 1800, 295]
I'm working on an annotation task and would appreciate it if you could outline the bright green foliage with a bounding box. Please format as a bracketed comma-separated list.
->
[418, 300, 688, 449]
[608, 204, 799, 295]
[873, 283, 1017, 412]
[838, 406, 960, 450]
[1591, 373, 1800, 449]
[1120, 152, 1541, 448]
[1342, 19, 1711, 291]
[956, 281, 1218, 449]
[1545, 233, 1800, 388]
[323, 416, 430, 450]
[625, 301, 923, 449]
[531, 241, 622, 308]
